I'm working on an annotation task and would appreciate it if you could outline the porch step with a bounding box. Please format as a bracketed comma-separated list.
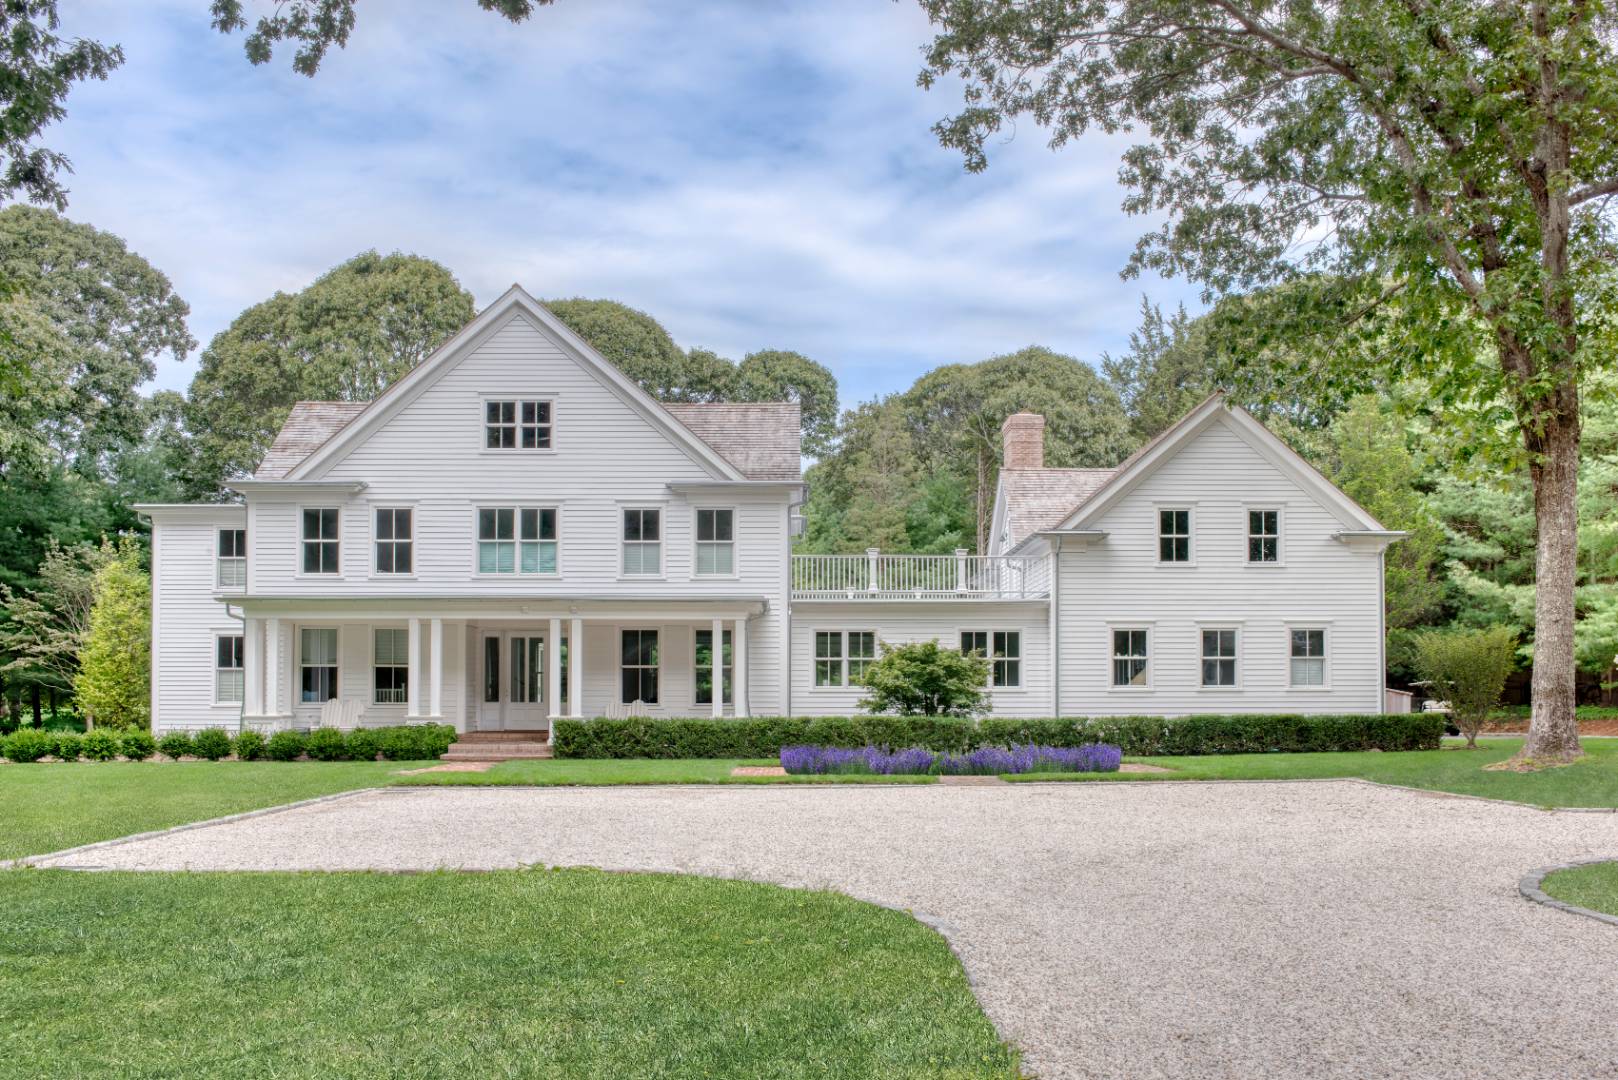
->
[441, 739, 554, 762]
[457, 730, 550, 743]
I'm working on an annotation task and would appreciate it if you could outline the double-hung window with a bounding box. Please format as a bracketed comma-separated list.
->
[622, 508, 661, 575]
[960, 631, 1021, 688]
[374, 508, 413, 574]
[300, 628, 338, 703]
[1158, 509, 1191, 563]
[477, 508, 558, 574]
[217, 529, 246, 588]
[694, 628, 733, 705]
[1290, 629, 1327, 686]
[214, 634, 244, 704]
[1112, 629, 1150, 687]
[1201, 629, 1238, 687]
[695, 508, 734, 575]
[485, 400, 553, 449]
[301, 509, 340, 575]
[621, 629, 659, 704]
[1248, 510, 1280, 563]
[814, 630, 874, 687]
[373, 628, 408, 704]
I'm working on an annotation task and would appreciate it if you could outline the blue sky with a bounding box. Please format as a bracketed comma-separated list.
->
[50, 0, 1205, 407]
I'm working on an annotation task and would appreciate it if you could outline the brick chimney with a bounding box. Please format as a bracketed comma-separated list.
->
[1001, 412, 1045, 470]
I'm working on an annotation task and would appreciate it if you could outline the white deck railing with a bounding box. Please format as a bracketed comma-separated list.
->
[791, 550, 1050, 600]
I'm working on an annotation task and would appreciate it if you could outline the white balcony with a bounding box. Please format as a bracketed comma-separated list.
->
[791, 550, 1051, 601]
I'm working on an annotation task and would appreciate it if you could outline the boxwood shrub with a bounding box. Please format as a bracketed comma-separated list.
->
[553, 713, 1446, 759]
[265, 730, 307, 762]
[305, 726, 349, 761]
[81, 728, 121, 761]
[52, 731, 84, 761]
[2, 727, 55, 763]
[191, 728, 233, 761]
[345, 728, 381, 761]
[377, 723, 456, 761]
[157, 731, 194, 760]
[120, 730, 157, 761]
[232, 730, 266, 761]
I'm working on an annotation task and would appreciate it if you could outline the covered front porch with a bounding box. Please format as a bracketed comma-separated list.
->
[234, 597, 767, 740]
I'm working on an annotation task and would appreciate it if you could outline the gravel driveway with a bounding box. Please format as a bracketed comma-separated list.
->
[34, 780, 1618, 1080]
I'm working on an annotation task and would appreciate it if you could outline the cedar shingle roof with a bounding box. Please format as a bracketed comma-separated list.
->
[253, 399, 802, 481]
[999, 468, 1115, 550]
[254, 402, 369, 479]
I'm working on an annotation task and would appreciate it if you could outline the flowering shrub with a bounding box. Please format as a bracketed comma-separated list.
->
[781, 743, 1122, 776]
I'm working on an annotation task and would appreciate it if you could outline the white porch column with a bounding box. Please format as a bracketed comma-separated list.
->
[710, 617, 724, 718]
[243, 617, 263, 717]
[733, 616, 748, 718]
[264, 617, 281, 716]
[569, 617, 584, 718]
[429, 618, 443, 718]
[406, 617, 421, 718]
[547, 618, 562, 734]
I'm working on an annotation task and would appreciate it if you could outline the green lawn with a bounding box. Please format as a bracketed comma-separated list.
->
[0, 760, 403, 861]
[0, 868, 1017, 1079]
[1541, 861, 1618, 917]
[399, 757, 935, 787]
[1004, 737, 1618, 808]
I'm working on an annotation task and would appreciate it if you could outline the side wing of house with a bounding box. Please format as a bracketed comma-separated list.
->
[142, 505, 247, 732]
[1053, 403, 1394, 715]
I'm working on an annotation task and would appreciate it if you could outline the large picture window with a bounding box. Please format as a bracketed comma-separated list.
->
[694, 628, 733, 705]
[622, 508, 662, 575]
[374, 628, 408, 704]
[695, 508, 735, 575]
[374, 508, 413, 574]
[1112, 629, 1149, 687]
[301, 509, 339, 575]
[300, 627, 338, 703]
[621, 629, 659, 704]
[215, 634, 244, 704]
[1290, 629, 1327, 686]
[217, 529, 246, 588]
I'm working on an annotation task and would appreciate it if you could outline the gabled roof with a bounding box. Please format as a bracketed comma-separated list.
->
[276, 285, 751, 483]
[662, 403, 802, 480]
[255, 402, 369, 479]
[997, 468, 1115, 551]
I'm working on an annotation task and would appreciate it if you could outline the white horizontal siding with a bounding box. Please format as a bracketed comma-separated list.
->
[152, 513, 244, 733]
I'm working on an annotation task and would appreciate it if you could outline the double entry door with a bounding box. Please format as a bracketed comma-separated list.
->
[478, 629, 564, 730]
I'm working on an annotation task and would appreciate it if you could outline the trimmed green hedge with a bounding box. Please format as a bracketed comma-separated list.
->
[552, 713, 1446, 759]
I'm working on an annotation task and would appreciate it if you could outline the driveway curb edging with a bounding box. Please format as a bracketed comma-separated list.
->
[1519, 858, 1618, 928]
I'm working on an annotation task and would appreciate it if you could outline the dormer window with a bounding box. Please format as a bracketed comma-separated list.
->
[485, 400, 552, 449]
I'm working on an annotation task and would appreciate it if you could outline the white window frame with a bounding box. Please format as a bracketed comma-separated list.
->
[693, 627, 733, 706]
[216, 528, 246, 590]
[1246, 505, 1283, 565]
[214, 632, 244, 705]
[372, 627, 409, 705]
[1156, 505, 1194, 565]
[1198, 625, 1242, 690]
[693, 507, 736, 577]
[1287, 624, 1331, 690]
[621, 506, 663, 577]
[474, 506, 560, 576]
[372, 506, 414, 577]
[299, 507, 341, 577]
[620, 627, 660, 705]
[481, 397, 555, 452]
[813, 630, 875, 688]
[298, 626, 340, 705]
[1108, 624, 1153, 690]
[959, 629, 1022, 689]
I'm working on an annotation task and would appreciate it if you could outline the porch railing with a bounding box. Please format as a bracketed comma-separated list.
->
[791, 550, 1051, 600]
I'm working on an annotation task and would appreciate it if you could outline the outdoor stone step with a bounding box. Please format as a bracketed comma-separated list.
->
[440, 750, 555, 762]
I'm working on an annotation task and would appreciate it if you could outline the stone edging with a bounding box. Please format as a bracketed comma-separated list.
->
[8, 787, 383, 870]
[1519, 858, 1618, 929]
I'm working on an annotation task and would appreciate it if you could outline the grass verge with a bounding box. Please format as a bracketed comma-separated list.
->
[0, 868, 1017, 1079]
[1541, 860, 1618, 917]
[1002, 737, 1618, 808]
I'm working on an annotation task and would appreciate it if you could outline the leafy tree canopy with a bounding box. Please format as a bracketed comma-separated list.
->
[181, 250, 475, 495]
[74, 538, 149, 729]
[856, 638, 991, 718]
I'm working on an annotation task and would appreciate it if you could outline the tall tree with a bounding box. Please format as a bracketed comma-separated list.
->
[1103, 299, 1221, 442]
[917, 0, 1618, 763]
[734, 349, 840, 458]
[182, 251, 474, 494]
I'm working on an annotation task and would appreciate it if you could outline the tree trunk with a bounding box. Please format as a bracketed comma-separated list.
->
[1520, 396, 1583, 763]
[30, 684, 42, 728]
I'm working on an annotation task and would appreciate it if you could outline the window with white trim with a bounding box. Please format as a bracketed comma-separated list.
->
[1248, 509, 1280, 563]
[301, 509, 339, 575]
[215, 634, 243, 704]
[300, 627, 338, 703]
[1158, 509, 1190, 563]
[694, 628, 733, 705]
[373, 628, 408, 704]
[960, 630, 1021, 688]
[814, 630, 874, 687]
[485, 399, 552, 449]
[217, 529, 246, 588]
[374, 508, 413, 574]
[622, 508, 661, 575]
[621, 629, 659, 704]
[695, 508, 735, 575]
[1290, 629, 1327, 686]
[477, 507, 558, 574]
[1112, 629, 1150, 687]
[1201, 629, 1238, 687]
[814, 630, 844, 687]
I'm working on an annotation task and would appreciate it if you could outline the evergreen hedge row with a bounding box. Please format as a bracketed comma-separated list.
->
[552, 713, 1446, 759]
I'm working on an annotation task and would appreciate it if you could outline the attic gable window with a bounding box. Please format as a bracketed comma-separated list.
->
[485, 400, 552, 450]
[1158, 509, 1191, 563]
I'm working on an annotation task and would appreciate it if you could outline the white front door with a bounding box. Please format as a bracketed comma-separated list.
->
[477, 631, 547, 730]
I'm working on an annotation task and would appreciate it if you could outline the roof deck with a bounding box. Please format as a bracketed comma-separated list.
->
[791, 552, 1050, 601]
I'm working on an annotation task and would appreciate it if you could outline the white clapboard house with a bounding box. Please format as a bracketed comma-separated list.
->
[140, 287, 1402, 735]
